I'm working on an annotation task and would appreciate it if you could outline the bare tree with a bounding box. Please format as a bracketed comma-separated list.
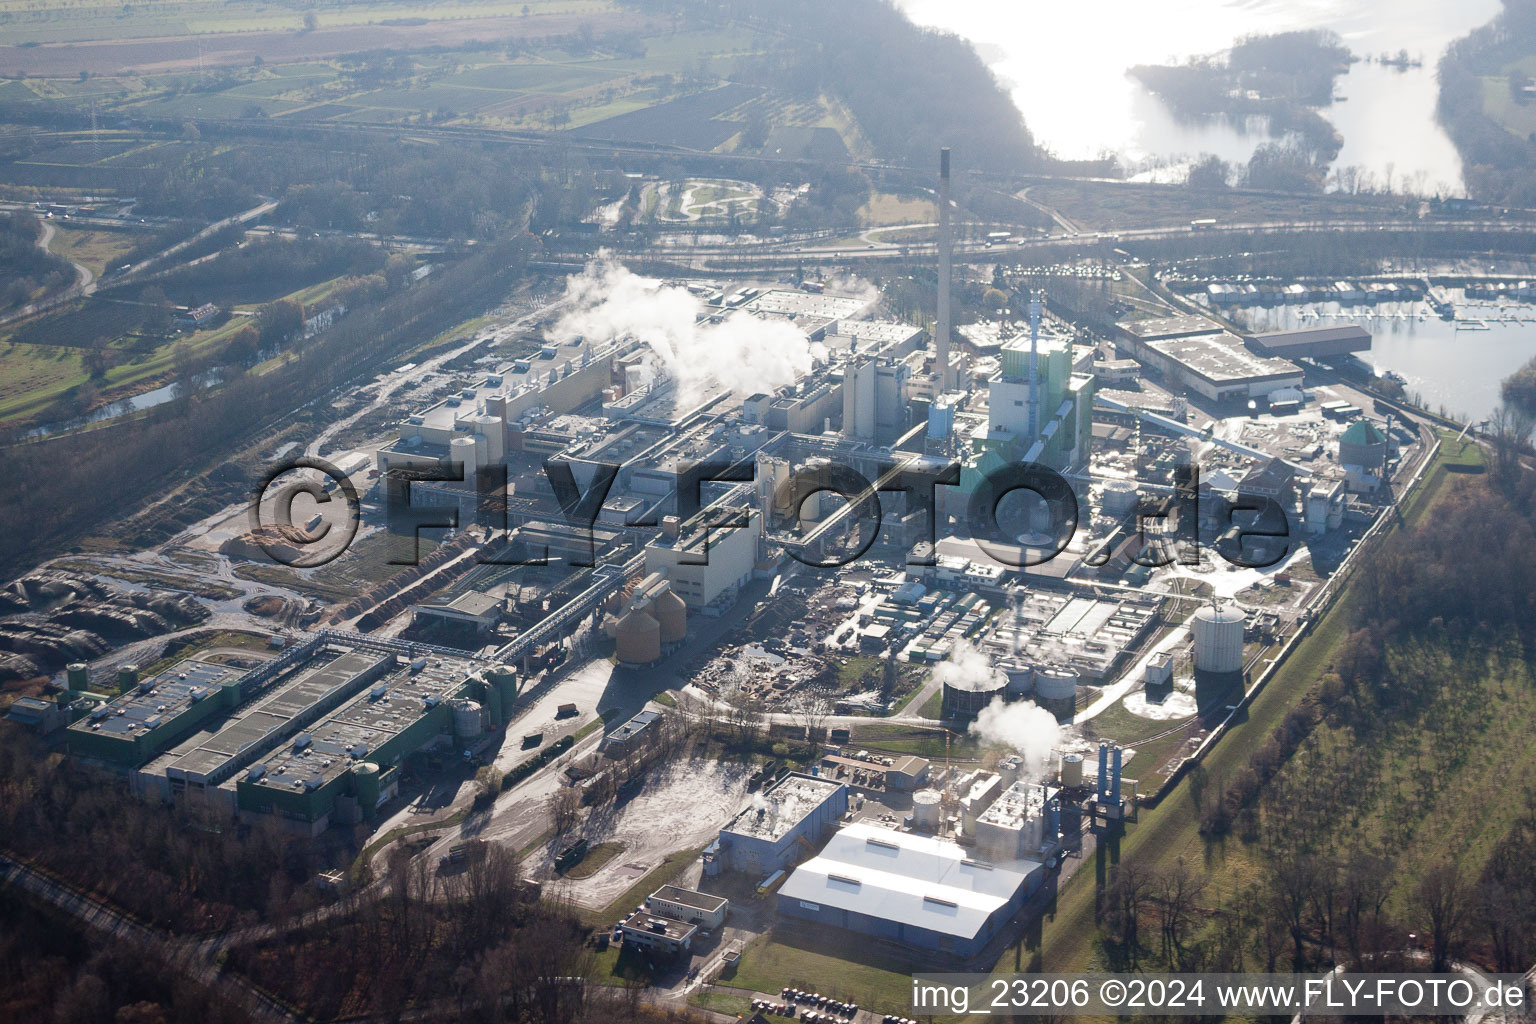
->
[796, 693, 833, 751]
[1105, 861, 1154, 966]
[1416, 860, 1469, 971]
[1340, 847, 1394, 966]
[1154, 858, 1208, 964]
[549, 785, 583, 839]
[1266, 850, 1316, 972]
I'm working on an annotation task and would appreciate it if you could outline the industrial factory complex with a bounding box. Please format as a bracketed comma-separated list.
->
[3, 146, 1432, 1000]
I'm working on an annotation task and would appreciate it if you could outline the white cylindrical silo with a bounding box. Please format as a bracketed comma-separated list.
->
[475, 414, 504, 464]
[912, 789, 942, 831]
[1060, 753, 1084, 789]
[450, 435, 478, 477]
[1193, 604, 1245, 674]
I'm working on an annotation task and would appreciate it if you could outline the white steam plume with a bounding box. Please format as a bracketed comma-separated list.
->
[823, 270, 879, 311]
[935, 641, 1065, 784]
[932, 639, 1005, 694]
[546, 255, 821, 401]
[969, 698, 1063, 784]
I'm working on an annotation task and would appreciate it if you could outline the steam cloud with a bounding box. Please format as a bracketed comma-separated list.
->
[969, 698, 1063, 784]
[546, 256, 823, 401]
[936, 640, 1064, 783]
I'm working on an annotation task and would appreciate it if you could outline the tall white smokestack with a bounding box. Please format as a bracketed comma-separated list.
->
[1028, 293, 1041, 440]
[937, 147, 953, 393]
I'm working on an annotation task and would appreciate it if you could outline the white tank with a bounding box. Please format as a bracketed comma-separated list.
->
[1002, 662, 1034, 698]
[1034, 666, 1078, 701]
[474, 414, 505, 464]
[1193, 604, 1245, 674]
[1101, 480, 1138, 517]
[1060, 753, 1084, 788]
[912, 789, 942, 830]
[450, 436, 478, 476]
[451, 699, 484, 739]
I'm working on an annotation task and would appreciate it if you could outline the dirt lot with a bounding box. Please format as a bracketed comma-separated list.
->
[539, 756, 752, 911]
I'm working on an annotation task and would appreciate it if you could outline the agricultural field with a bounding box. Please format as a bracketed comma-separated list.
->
[0, 265, 359, 429]
[43, 224, 136, 277]
[0, 21, 796, 147]
[0, 0, 619, 47]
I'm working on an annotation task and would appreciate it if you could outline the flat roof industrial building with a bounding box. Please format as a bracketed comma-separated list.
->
[236, 654, 476, 832]
[777, 822, 1043, 959]
[68, 661, 245, 766]
[714, 773, 849, 877]
[1244, 325, 1371, 359]
[135, 650, 394, 804]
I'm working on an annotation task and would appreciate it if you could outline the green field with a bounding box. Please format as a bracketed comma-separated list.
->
[729, 930, 916, 1013]
[45, 225, 137, 278]
[0, 264, 364, 429]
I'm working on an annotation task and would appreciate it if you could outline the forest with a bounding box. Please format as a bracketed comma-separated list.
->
[646, 0, 1038, 171]
[1437, 0, 1536, 204]
[0, 211, 74, 311]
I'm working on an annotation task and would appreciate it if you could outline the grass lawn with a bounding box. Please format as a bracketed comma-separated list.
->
[851, 721, 978, 759]
[688, 991, 754, 1017]
[916, 688, 943, 719]
[46, 225, 142, 278]
[728, 930, 915, 1013]
[562, 841, 624, 880]
[858, 191, 934, 227]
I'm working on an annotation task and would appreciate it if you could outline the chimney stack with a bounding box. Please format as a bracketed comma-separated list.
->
[937, 147, 953, 393]
[1028, 293, 1042, 440]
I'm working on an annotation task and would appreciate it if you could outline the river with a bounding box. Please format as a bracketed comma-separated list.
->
[898, 0, 1501, 192]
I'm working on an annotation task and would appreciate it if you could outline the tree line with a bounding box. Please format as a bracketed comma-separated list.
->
[0, 238, 531, 578]
[1156, 450, 1536, 977]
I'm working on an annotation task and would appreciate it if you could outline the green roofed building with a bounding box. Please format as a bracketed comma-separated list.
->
[67, 660, 244, 766]
[235, 654, 476, 834]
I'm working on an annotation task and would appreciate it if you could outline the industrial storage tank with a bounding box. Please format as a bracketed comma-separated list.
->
[911, 788, 942, 831]
[1034, 666, 1078, 701]
[1002, 661, 1035, 698]
[451, 699, 484, 739]
[118, 664, 139, 689]
[1101, 480, 1138, 517]
[614, 607, 661, 665]
[942, 672, 1008, 719]
[66, 662, 88, 691]
[1193, 603, 1245, 674]
[352, 761, 381, 811]
[1033, 666, 1079, 720]
[1060, 753, 1084, 789]
[449, 435, 478, 476]
[654, 587, 687, 645]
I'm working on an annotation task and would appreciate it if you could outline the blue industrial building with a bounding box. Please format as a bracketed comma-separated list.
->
[714, 773, 848, 877]
[776, 822, 1044, 959]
